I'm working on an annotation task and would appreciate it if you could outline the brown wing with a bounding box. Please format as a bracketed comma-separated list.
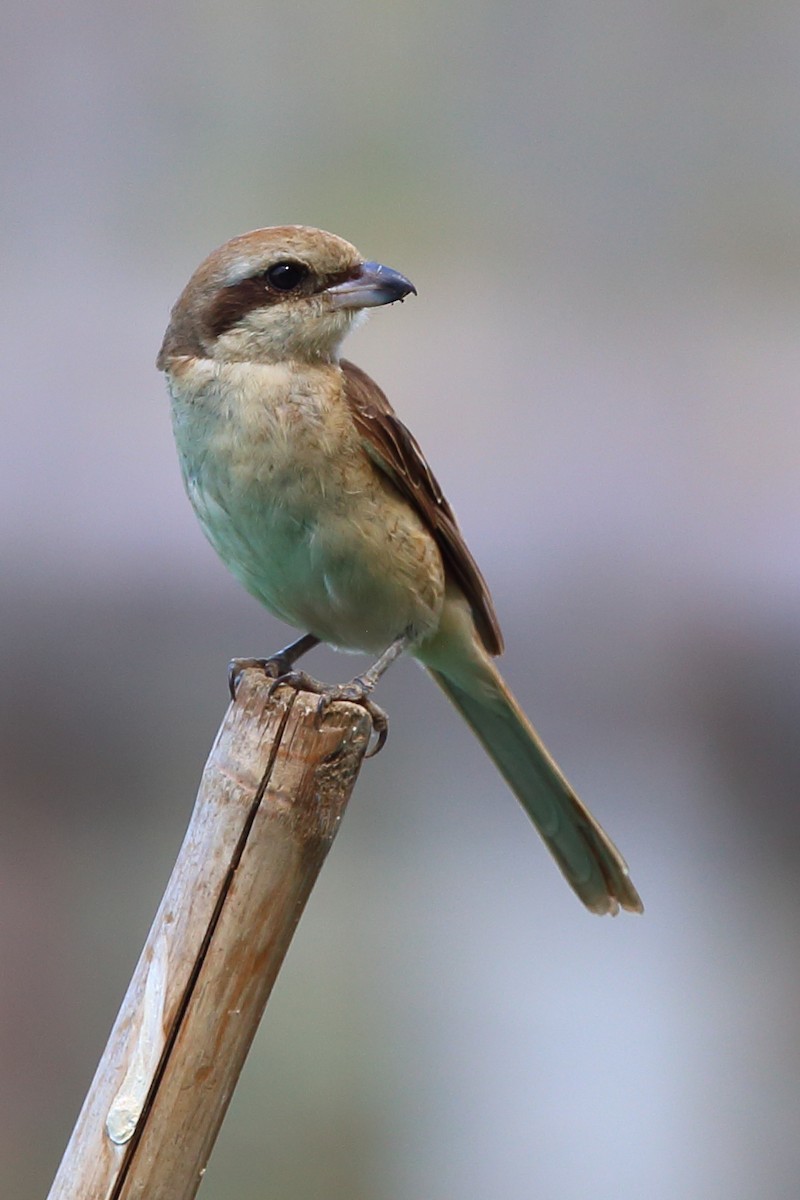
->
[341, 358, 504, 656]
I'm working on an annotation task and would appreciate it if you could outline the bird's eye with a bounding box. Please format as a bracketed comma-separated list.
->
[264, 261, 309, 292]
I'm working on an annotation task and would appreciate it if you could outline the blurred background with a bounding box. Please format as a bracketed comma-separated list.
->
[2, 2, 800, 1197]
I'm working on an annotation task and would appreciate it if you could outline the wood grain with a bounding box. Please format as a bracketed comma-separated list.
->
[47, 674, 372, 1200]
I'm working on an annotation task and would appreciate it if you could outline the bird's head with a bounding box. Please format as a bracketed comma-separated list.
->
[157, 225, 416, 369]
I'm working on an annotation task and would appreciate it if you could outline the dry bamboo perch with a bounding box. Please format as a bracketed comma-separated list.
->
[47, 671, 372, 1200]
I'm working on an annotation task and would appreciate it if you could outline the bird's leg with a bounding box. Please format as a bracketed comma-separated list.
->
[339, 634, 410, 695]
[267, 633, 412, 757]
[228, 633, 321, 699]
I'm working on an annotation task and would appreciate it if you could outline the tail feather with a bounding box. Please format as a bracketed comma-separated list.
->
[428, 662, 643, 916]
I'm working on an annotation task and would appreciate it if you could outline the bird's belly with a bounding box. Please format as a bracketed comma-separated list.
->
[187, 465, 445, 654]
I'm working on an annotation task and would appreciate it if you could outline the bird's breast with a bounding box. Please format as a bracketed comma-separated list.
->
[166, 358, 444, 651]
[171, 359, 358, 510]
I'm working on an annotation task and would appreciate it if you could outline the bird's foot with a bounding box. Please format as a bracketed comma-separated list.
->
[227, 654, 302, 700]
[228, 635, 321, 700]
[265, 669, 389, 757]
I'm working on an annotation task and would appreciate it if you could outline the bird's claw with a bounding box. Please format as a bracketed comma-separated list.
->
[227, 655, 302, 700]
[363, 706, 389, 756]
[251, 669, 390, 756]
[264, 669, 310, 702]
[228, 662, 388, 754]
[312, 679, 389, 757]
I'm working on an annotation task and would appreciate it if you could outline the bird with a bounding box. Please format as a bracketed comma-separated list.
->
[157, 225, 642, 916]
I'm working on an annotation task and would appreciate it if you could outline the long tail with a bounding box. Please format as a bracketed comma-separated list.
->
[426, 657, 643, 915]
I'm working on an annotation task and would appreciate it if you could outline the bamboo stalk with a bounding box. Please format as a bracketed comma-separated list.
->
[47, 672, 372, 1200]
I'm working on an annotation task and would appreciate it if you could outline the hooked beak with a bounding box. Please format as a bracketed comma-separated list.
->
[326, 261, 417, 310]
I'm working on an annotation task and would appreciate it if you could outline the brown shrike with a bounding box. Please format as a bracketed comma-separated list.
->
[158, 225, 642, 916]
